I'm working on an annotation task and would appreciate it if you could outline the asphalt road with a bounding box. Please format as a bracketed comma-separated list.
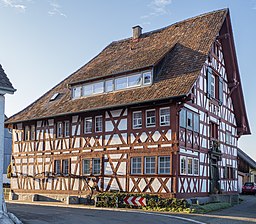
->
[6, 195, 256, 224]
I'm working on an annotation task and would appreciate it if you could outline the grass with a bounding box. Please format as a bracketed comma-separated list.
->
[191, 202, 231, 214]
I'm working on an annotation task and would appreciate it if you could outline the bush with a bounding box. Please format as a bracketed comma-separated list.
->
[95, 192, 191, 213]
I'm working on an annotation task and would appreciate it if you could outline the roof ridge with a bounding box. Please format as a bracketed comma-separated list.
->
[112, 8, 229, 44]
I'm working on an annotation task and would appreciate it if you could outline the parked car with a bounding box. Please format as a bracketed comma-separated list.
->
[242, 182, 256, 195]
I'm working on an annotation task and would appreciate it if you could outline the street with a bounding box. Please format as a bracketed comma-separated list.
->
[6, 195, 256, 224]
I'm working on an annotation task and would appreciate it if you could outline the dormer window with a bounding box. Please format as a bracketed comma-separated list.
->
[71, 70, 153, 99]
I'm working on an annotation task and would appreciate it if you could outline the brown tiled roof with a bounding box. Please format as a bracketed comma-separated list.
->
[0, 65, 16, 93]
[7, 9, 228, 123]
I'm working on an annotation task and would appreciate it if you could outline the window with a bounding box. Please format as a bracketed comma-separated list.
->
[92, 158, 101, 175]
[64, 121, 70, 137]
[24, 126, 30, 141]
[180, 109, 186, 128]
[210, 74, 215, 98]
[158, 156, 170, 174]
[62, 159, 69, 175]
[194, 158, 199, 175]
[54, 160, 61, 174]
[95, 116, 103, 132]
[83, 84, 93, 96]
[187, 111, 193, 130]
[128, 74, 141, 87]
[226, 132, 232, 144]
[131, 157, 142, 174]
[50, 93, 60, 101]
[180, 156, 199, 175]
[30, 125, 36, 141]
[71, 70, 153, 99]
[83, 159, 90, 175]
[57, 122, 63, 138]
[72, 86, 81, 99]
[105, 80, 113, 92]
[145, 157, 155, 174]
[84, 117, 93, 133]
[115, 77, 127, 90]
[187, 158, 193, 175]
[180, 156, 186, 174]
[193, 114, 199, 133]
[210, 122, 218, 139]
[143, 72, 152, 85]
[146, 110, 156, 127]
[93, 82, 104, 94]
[160, 108, 170, 126]
[223, 166, 235, 179]
[133, 111, 142, 129]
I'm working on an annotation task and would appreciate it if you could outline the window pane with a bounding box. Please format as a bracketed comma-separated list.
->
[30, 125, 36, 140]
[62, 159, 69, 175]
[95, 116, 103, 132]
[54, 160, 61, 174]
[72, 87, 81, 99]
[187, 111, 193, 130]
[133, 111, 142, 129]
[57, 122, 62, 138]
[180, 109, 186, 128]
[180, 156, 186, 174]
[145, 157, 155, 174]
[84, 117, 92, 133]
[193, 114, 199, 132]
[128, 74, 141, 87]
[131, 157, 141, 174]
[187, 158, 193, 174]
[194, 159, 199, 175]
[25, 126, 30, 141]
[143, 72, 152, 85]
[92, 158, 101, 175]
[93, 82, 104, 94]
[115, 77, 127, 90]
[83, 159, 90, 175]
[83, 84, 93, 96]
[64, 121, 70, 137]
[159, 156, 170, 174]
[160, 108, 170, 126]
[105, 80, 113, 92]
[146, 110, 156, 127]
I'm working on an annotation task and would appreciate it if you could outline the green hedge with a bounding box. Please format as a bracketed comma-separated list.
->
[95, 192, 192, 213]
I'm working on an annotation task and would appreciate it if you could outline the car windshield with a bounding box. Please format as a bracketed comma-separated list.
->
[244, 183, 253, 186]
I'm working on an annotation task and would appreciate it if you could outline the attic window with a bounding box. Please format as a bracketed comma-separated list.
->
[50, 93, 60, 101]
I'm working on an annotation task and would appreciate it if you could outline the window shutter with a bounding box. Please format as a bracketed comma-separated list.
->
[219, 77, 223, 105]
[207, 67, 212, 98]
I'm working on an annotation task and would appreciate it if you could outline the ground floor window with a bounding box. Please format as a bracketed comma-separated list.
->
[82, 158, 101, 175]
[131, 156, 171, 175]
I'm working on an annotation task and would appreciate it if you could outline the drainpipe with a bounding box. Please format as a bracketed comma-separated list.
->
[0, 94, 5, 211]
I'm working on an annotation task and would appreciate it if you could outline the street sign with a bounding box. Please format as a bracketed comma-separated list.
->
[123, 196, 146, 206]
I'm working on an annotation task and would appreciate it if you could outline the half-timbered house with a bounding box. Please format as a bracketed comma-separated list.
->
[6, 9, 250, 201]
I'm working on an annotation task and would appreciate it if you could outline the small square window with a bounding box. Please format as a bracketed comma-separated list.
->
[131, 157, 142, 174]
[160, 108, 170, 126]
[158, 156, 170, 174]
[146, 110, 156, 127]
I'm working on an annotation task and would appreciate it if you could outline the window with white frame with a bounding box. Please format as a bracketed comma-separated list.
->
[105, 80, 113, 92]
[133, 111, 142, 129]
[180, 156, 199, 176]
[62, 159, 69, 175]
[193, 158, 199, 175]
[158, 156, 170, 174]
[145, 156, 156, 174]
[160, 108, 170, 126]
[54, 160, 61, 174]
[146, 110, 156, 127]
[64, 121, 70, 137]
[131, 157, 142, 174]
[95, 116, 103, 132]
[143, 72, 152, 85]
[92, 158, 101, 175]
[56, 122, 63, 138]
[84, 117, 93, 133]
[71, 71, 153, 99]
[83, 159, 90, 175]
[180, 156, 186, 174]
[72, 86, 81, 99]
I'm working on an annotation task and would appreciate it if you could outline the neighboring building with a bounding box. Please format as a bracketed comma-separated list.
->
[6, 9, 250, 200]
[3, 122, 12, 184]
[237, 148, 256, 192]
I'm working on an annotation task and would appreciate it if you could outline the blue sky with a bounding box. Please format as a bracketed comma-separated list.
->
[0, 0, 255, 159]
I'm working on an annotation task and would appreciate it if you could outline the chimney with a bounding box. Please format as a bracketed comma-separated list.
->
[132, 25, 142, 39]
